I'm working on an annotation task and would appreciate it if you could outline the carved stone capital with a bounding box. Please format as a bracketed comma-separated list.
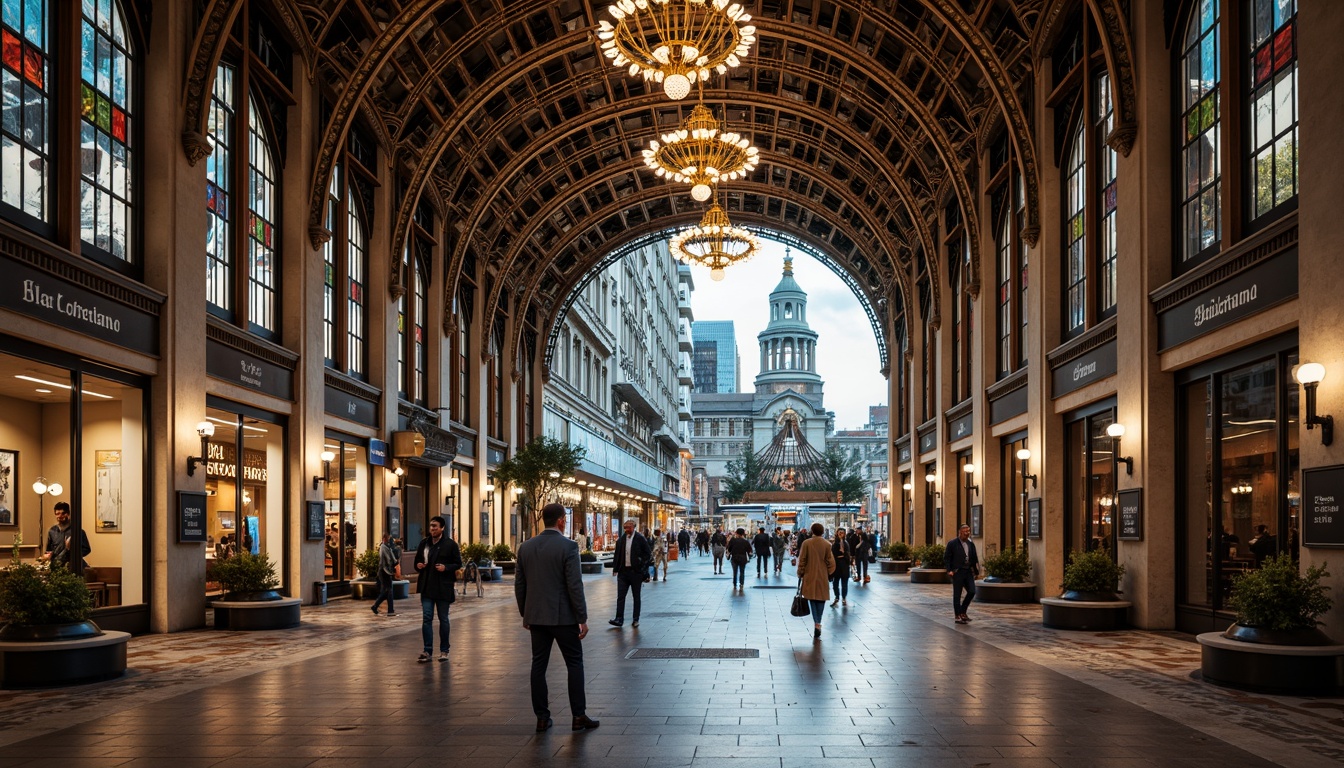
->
[1020, 225, 1041, 248]
[182, 131, 212, 166]
[510, 369, 522, 383]
[308, 225, 332, 250]
[927, 315, 941, 332]
[540, 366, 552, 384]
[388, 282, 406, 302]
[966, 280, 981, 300]
[1106, 122, 1138, 157]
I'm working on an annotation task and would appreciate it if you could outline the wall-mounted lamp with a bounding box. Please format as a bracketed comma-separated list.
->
[1106, 423, 1134, 475]
[186, 420, 215, 477]
[902, 481, 913, 495]
[1296, 363, 1334, 446]
[962, 463, 978, 495]
[389, 464, 406, 497]
[313, 450, 336, 491]
[484, 482, 496, 506]
[1016, 448, 1038, 490]
[924, 471, 941, 500]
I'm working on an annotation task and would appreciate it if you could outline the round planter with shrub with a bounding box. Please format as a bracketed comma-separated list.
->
[491, 543, 516, 574]
[1040, 549, 1129, 630]
[909, 543, 950, 584]
[978, 546, 1036, 603]
[877, 542, 913, 574]
[210, 553, 300, 630]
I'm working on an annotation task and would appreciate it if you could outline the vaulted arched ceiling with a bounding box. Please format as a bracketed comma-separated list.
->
[228, 0, 1065, 371]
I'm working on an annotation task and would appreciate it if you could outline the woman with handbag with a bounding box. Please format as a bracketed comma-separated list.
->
[795, 522, 835, 638]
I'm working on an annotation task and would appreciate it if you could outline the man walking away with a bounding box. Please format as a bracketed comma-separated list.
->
[371, 532, 399, 616]
[516, 503, 599, 732]
[609, 519, 649, 627]
[945, 523, 980, 624]
[677, 527, 691, 561]
[853, 529, 872, 584]
[771, 528, 788, 573]
[413, 516, 462, 662]
[697, 528, 710, 556]
[727, 528, 753, 588]
[711, 527, 727, 574]
[752, 527, 772, 577]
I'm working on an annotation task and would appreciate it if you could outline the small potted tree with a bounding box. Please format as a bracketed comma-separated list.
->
[491, 543, 516, 575]
[1041, 549, 1130, 630]
[210, 552, 300, 630]
[877, 541, 912, 574]
[978, 546, 1035, 603]
[909, 543, 949, 584]
[349, 549, 380, 599]
[0, 540, 130, 687]
[1199, 554, 1343, 694]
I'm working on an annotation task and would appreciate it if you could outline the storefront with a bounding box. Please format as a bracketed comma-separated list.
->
[202, 401, 287, 595]
[320, 434, 370, 594]
[1176, 334, 1300, 634]
[998, 431, 1029, 552]
[1063, 401, 1119, 561]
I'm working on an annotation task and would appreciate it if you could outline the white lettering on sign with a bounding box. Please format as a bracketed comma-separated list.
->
[239, 360, 263, 388]
[1313, 494, 1339, 524]
[22, 279, 122, 332]
[955, 421, 969, 437]
[347, 400, 358, 416]
[1194, 284, 1258, 327]
[1072, 361, 1097, 381]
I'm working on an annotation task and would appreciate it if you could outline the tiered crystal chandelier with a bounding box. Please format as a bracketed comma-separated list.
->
[643, 103, 759, 201]
[597, 0, 757, 100]
[669, 201, 760, 281]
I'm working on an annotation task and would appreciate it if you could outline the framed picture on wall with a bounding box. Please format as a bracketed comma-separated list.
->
[306, 501, 325, 541]
[0, 449, 16, 526]
[970, 505, 983, 537]
[94, 450, 122, 532]
[1027, 498, 1043, 539]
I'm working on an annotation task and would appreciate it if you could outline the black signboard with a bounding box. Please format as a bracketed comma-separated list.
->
[386, 506, 402, 539]
[948, 411, 974, 441]
[897, 441, 912, 464]
[970, 504, 982, 537]
[480, 506, 491, 538]
[990, 384, 1028, 424]
[918, 428, 936, 454]
[1303, 465, 1344, 547]
[486, 446, 506, 466]
[206, 339, 293, 400]
[1118, 489, 1143, 541]
[456, 436, 475, 458]
[0, 256, 161, 356]
[306, 501, 325, 541]
[1052, 340, 1118, 398]
[324, 384, 379, 428]
[1158, 249, 1298, 350]
[177, 491, 208, 543]
[1027, 498, 1043, 539]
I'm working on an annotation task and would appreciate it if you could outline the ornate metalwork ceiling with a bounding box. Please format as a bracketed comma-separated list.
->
[186, 0, 1135, 372]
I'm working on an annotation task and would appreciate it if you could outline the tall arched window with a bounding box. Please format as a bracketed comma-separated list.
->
[1064, 122, 1087, 337]
[321, 163, 369, 379]
[1247, 0, 1298, 221]
[205, 65, 234, 312]
[0, 1, 51, 225]
[412, 258, 427, 404]
[345, 195, 368, 377]
[396, 241, 429, 404]
[1180, 0, 1222, 262]
[80, 0, 134, 263]
[1097, 71, 1118, 314]
[246, 94, 278, 336]
[454, 282, 473, 426]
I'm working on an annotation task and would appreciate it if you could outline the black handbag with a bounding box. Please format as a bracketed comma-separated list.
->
[789, 578, 809, 617]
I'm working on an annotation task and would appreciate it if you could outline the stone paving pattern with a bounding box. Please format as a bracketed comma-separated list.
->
[0, 552, 1341, 767]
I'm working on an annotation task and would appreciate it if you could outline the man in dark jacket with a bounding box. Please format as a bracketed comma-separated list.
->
[677, 527, 691, 560]
[710, 527, 728, 573]
[609, 519, 650, 628]
[414, 516, 463, 662]
[516, 503, 599, 732]
[752, 527, 773, 577]
[696, 528, 710, 556]
[726, 528, 753, 588]
[944, 523, 980, 624]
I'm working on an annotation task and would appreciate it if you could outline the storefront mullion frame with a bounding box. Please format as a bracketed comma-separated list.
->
[322, 430, 370, 593]
[1062, 398, 1117, 565]
[1000, 430, 1028, 554]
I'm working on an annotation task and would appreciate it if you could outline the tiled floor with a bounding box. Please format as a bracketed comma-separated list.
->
[1, 553, 1341, 767]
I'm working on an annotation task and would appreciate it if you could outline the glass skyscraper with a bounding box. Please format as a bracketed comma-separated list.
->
[692, 320, 739, 394]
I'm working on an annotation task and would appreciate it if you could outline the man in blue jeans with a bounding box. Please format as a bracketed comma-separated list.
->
[413, 516, 462, 662]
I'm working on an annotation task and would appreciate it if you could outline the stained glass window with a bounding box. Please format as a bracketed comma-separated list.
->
[1064, 122, 1087, 336]
[322, 168, 338, 364]
[412, 255, 427, 405]
[247, 94, 277, 336]
[206, 65, 233, 314]
[1181, 0, 1221, 261]
[457, 293, 471, 426]
[996, 213, 1012, 377]
[1248, 0, 1297, 220]
[1096, 71, 1118, 316]
[80, 0, 134, 262]
[1016, 176, 1028, 368]
[346, 197, 368, 378]
[0, 0, 49, 223]
[396, 264, 407, 398]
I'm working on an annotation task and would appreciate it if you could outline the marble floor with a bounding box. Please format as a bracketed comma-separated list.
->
[1, 551, 1341, 767]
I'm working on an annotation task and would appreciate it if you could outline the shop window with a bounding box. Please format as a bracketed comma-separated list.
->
[322, 439, 368, 585]
[1000, 433, 1028, 551]
[0, 0, 51, 228]
[1065, 408, 1117, 559]
[1247, 0, 1298, 221]
[202, 406, 285, 595]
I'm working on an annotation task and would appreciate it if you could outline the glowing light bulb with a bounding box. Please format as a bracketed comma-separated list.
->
[663, 73, 691, 100]
[691, 183, 712, 201]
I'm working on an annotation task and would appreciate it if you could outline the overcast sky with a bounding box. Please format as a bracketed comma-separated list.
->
[688, 238, 888, 430]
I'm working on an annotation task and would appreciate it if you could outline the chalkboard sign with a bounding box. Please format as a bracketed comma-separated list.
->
[1118, 489, 1143, 541]
[1303, 465, 1344, 547]
[177, 491, 208, 543]
[970, 504, 982, 537]
[306, 501, 325, 541]
[386, 505, 402, 539]
[1027, 498, 1042, 539]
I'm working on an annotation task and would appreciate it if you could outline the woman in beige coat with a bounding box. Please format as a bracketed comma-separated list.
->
[796, 522, 836, 638]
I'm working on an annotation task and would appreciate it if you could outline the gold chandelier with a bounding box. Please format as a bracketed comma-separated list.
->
[643, 103, 758, 201]
[669, 202, 760, 281]
[597, 0, 757, 100]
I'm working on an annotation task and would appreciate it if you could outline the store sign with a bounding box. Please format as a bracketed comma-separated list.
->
[897, 442, 911, 464]
[456, 436, 475, 458]
[1052, 340, 1117, 398]
[487, 446, 506, 466]
[206, 339, 292, 400]
[369, 439, 388, 466]
[324, 384, 378, 428]
[918, 428, 936, 454]
[1158, 250, 1298, 350]
[948, 411, 973, 441]
[1118, 489, 1143, 541]
[205, 442, 269, 482]
[1027, 498, 1042, 539]
[1303, 465, 1344, 547]
[990, 384, 1028, 424]
[2, 259, 159, 355]
[177, 491, 208, 543]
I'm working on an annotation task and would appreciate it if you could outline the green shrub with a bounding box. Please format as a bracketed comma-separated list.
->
[1060, 549, 1124, 594]
[461, 541, 493, 564]
[914, 543, 945, 569]
[881, 541, 911, 560]
[1229, 553, 1332, 631]
[353, 549, 380, 579]
[212, 552, 280, 594]
[580, 549, 596, 562]
[0, 562, 92, 625]
[491, 542, 515, 562]
[984, 547, 1032, 583]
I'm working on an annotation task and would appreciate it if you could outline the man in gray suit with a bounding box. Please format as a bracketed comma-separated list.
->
[515, 503, 600, 733]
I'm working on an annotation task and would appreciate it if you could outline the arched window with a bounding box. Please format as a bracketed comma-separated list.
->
[1064, 121, 1087, 336]
[1247, 0, 1298, 220]
[784, 303, 793, 319]
[346, 196, 368, 378]
[1179, 0, 1222, 262]
[455, 283, 473, 426]
[321, 164, 369, 379]
[412, 257, 427, 405]
[80, 0, 135, 263]
[206, 65, 234, 313]
[246, 94, 278, 337]
[396, 240, 430, 404]
[0, 0, 51, 226]
[1097, 71, 1118, 315]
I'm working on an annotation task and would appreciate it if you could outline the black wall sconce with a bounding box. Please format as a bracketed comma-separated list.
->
[1106, 423, 1134, 475]
[1296, 363, 1334, 446]
[962, 462, 979, 495]
[1016, 448, 1038, 490]
[186, 420, 215, 477]
[313, 450, 336, 491]
[389, 464, 406, 497]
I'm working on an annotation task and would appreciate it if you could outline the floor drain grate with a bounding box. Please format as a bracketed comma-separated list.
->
[751, 585, 797, 589]
[626, 648, 760, 659]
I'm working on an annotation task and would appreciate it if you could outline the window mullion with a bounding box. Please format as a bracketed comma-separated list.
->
[55, 0, 81, 253]
[234, 55, 252, 331]
[1222, 2, 1245, 246]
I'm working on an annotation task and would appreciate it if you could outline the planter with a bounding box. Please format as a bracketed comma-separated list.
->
[1040, 596, 1131, 630]
[580, 562, 605, 575]
[976, 581, 1036, 603]
[349, 580, 411, 600]
[877, 559, 911, 574]
[0, 620, 102, 642]
[213, 597, 302, 630]
[1199, 628, 1344, 694]
[909, 567, 951, 584]
[0, 624, 130, 688]
[479, 566, 504, 582]
[496, 560, 516, 574]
